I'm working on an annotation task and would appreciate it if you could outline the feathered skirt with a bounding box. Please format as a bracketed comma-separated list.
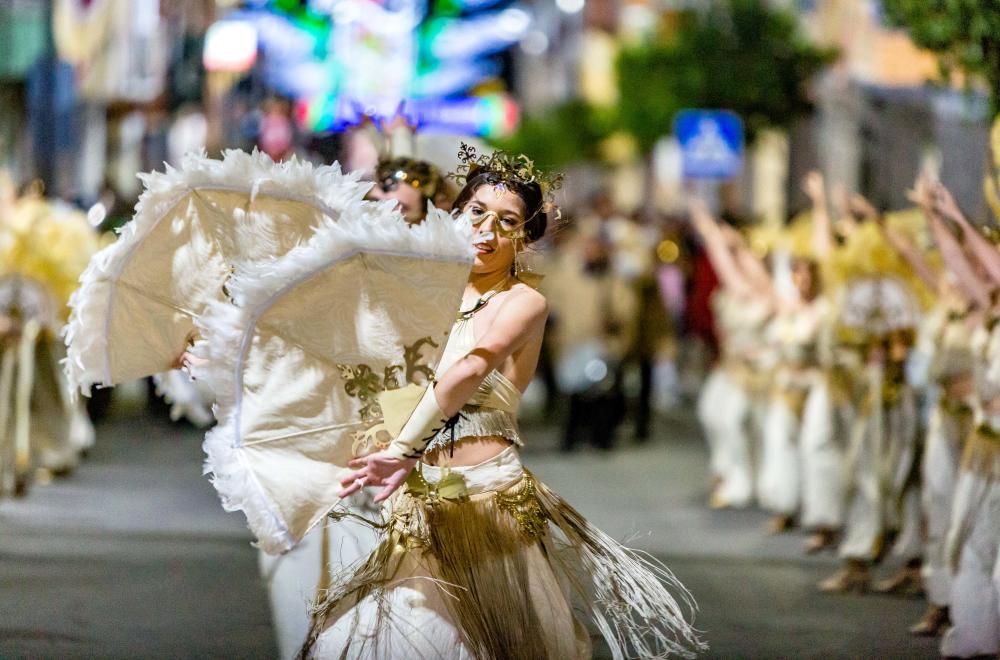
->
[302, 446, 704, 659]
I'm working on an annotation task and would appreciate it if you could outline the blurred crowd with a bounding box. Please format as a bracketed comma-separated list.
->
[691, 131, 1000, 657]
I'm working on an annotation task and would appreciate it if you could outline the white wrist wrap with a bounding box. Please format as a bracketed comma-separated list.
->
[384, 385, 449, 459]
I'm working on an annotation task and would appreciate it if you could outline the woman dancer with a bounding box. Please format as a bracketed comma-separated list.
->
[785, 172, 844, 551]
[879, 179, 977, 633]
[0, 184, 97, 496]
[818, 213, 924, 593]
[689, 200, 773, 511]
[912, 175, 1000, 657]
[303, 149, 705, 658]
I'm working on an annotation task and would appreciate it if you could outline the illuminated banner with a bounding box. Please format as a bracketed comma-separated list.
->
[209, 1, 529, 133]
[297, 94, 519, 138]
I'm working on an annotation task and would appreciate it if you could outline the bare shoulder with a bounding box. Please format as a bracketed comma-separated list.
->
[507, 282, 548, 316]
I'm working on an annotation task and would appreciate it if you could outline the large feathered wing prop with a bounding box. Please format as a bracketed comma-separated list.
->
[64, 150, 370, 394]
[191, 207, 474, 554]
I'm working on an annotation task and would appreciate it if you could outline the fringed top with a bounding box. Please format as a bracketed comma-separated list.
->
[425, 316, 523, 454]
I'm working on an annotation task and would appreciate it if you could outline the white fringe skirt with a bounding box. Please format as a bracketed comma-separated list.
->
[304, 447, 705, 659]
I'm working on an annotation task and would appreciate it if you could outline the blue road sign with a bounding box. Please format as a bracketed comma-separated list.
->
[673, 109, 744, 179]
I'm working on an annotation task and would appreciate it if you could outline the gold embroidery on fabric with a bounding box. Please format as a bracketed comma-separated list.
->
[404, 336, 439, 383]
[337, 337, 439, 422]
[495, 475, 547, 539]
[337, 364, 384, 422]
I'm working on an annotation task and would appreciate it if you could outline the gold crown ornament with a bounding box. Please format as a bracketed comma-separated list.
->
[450, 143, 563, 221]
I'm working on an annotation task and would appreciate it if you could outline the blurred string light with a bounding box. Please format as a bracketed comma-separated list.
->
[426, 9, 531, 60]
[520, 30, 549, 56]
[555, 0, 584, 15]
[657, 239, 680, 264]
[203, 20, 258, 72]
[412, 59, 503, 98]
[620, 3, 657, 37]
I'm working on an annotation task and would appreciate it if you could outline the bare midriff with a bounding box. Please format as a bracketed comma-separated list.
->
[422, 435, 513, 467]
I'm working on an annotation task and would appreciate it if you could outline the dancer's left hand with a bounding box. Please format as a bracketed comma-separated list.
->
[338, 452, 418, 503]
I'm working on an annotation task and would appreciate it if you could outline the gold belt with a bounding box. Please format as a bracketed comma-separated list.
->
[403, 469, 547, 540]
[773, 386, 808, 417]
[961, 425, 1000, 479]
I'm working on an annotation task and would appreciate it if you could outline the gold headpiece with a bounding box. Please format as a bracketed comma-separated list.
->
[450, 143, 563, 218]
[376, 157, 442, 199]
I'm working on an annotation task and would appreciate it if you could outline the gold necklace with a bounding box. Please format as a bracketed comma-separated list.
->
[457, 276, 511, 320]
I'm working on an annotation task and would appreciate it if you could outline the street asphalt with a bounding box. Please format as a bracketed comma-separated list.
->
[0, 397, 939, 659]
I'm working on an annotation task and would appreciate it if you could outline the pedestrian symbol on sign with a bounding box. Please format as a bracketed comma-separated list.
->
[674, 110, 744, 180]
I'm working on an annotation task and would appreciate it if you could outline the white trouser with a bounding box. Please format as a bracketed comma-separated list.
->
[799, 379, 844, 529]
[886, 394, 922, 563]
[941, 470, 1000, 658]
[757, 395, 800, 516]
[839, 379, 918, 560]
[697, 368, 729, 479]
[702, 370, 753, 507]
[839, 406, 882, 559]
[891, 486, 923, 562]
[261, 496, 380, 660]
[921, 405, 964, 607]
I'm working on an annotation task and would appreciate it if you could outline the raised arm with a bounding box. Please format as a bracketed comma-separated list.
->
[688, 199, 753, 297]
[803, 171, 833, 259]
[910, 177, 989, 307]
[876, 216, 940, 295]
[864, 191, 940, 295]
[932, 182, 1000, 288]
[830, 182, 860, 242]
[722, 224, 774, 295]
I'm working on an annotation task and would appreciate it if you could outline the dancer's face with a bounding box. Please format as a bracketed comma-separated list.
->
[460, 184, 526, 275]
[791, 259, 818, 301]
[369, 181, 424, 224]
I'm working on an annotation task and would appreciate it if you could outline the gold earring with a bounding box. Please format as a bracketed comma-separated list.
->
[512, 234, 526, 277]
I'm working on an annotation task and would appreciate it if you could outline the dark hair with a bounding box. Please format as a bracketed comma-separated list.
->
[452, 171, 548, 243]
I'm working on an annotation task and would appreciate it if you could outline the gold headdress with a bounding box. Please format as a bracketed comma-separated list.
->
[450, 143, 563, 219]
[376, 157, 443, 200]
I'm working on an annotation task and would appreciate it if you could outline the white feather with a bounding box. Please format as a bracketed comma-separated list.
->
[192, 198, 473, 554]
[63, 149, 373, 396]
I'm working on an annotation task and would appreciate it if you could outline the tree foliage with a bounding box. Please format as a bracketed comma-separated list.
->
[881, 0, 1000, 109]
[616, 0, 835, 153]
[495, 0, 834, 165]
[491, 99, 614, 170]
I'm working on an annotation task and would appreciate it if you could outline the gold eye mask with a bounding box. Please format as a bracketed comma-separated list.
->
[470, 210, 526, 239]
